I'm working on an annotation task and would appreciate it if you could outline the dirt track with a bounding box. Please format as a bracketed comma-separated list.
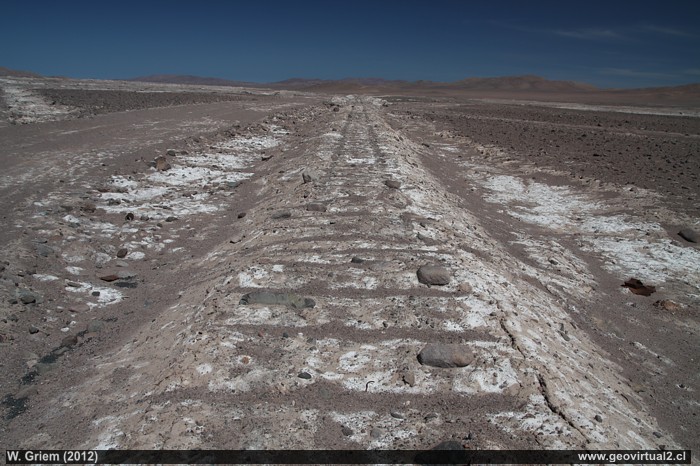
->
[0, 79, 698, 453]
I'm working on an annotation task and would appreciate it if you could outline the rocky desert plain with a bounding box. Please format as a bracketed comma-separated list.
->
[0, 70, 698, 457]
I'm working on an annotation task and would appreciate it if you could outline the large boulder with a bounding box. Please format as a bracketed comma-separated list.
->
[416, 266, 451, 286]
[417, 344, 474, 368]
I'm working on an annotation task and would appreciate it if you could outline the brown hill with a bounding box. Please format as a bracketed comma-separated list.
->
[0, 66, 43, 78]
[126, 74, 258, 88]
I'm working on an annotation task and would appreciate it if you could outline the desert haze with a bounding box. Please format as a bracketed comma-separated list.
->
[0, 68, 698, 456]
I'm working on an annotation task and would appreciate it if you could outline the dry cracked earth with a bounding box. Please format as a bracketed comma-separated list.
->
[0, 76, 698, 456]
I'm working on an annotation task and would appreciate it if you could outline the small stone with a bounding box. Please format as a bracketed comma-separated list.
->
[261, 154, 273, 161]
[61, 335, 78, 348]
[390, 411, 405, 419]
[91, 291, 101, 296]
[341, 425, 353, 436]
[402, 371, 416, 387]
[237, 212, 247, 219]
[28, 325, 40, 334]
[155, 156, 171, 171]
[417, 265, 451, 286]
[69, 303, 90, 313]
[165, 216, 177, 222]
[594, 414, 603, 422]
[653, 431, 662, 438]
[417, 344, 474, 368]
[678, 228, 698, 243]
[654, 299, 681, 312]
[384, 180, 401, 189]
[271, 211, 292, 220]
[306, 203, 327, 212]
[282, 332, 289, 338]
[302, 171, 318, 184]
[116, 248, 128, 258]
[457, 282, 473, 293]
[350, 257, 365, 264]
[370, 428, 383, 439]
[166, 149, 177, 156]
[298, 372, 312, 379]
[34, 243, 54, 257]
[18, 290, 39, 304]
[140, 214, 150, 221]
[99, 274, 119, 282]
[622, 278, 655, 296]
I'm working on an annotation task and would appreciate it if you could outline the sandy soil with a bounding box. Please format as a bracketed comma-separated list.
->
[0, 78, 697, 455]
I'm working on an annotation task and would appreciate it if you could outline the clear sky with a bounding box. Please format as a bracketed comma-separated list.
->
[1, 0, 699, 88]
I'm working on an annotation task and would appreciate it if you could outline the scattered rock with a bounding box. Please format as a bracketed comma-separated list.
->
[34, 243, 54, 257]
[457, 282, 473, 293]
[402, 371, 416, 387]
[306, 203, 327, 212]
[28, 325, 40, 334]
[271, 211, 292, 220]
[99, 274, 119, 282]
[116, 248, 128, 258]
[417, 344, 474, 368]
[166, 149, 177, 156]
[654, 299, 682, 312]
[297, 372, 312, 379]
[155, 156, 171, 171]
[653, 431, 663, 438]
[125, 212, 134, 221]
[261, 154, 273, 161]
[390, 411, 405, 419]
[239, 291, 315, 309]
[237, 212, 247, 219]
[370, 428, 383, 439]
[350, 256, 365, 264]
[61, 335, 78, 348]
[17, 290, 41, 305]
[622, 278, 656, 296]
[678, 228, 698, 243]
[384, 180, 401, 189]
[165, 216, 177, 222]
[341, 425, 353, 436]
[302, 170, 319, 184]
[69, 303, 90, 313]
[140, 214, 150, 221]
[417, 266, 451, 286]
[594, 414, 603, 422]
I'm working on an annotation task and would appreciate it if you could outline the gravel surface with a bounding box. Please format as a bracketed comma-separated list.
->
[0, 78, 697, 453]
[37, 88, 251, 116]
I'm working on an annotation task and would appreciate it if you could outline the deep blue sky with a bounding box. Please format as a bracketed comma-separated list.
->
[2, 0, 699, 88]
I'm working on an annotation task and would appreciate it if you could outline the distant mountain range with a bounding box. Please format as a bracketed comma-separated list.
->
[2, 66, 699, 105]
[126, 73, 599, 93]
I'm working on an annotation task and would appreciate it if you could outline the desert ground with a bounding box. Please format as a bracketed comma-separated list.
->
[0, 75, 698, 455]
